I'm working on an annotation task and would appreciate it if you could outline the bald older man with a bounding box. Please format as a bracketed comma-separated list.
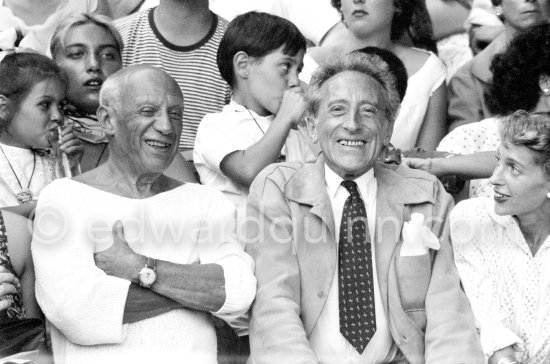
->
[32, 65, 256, 364]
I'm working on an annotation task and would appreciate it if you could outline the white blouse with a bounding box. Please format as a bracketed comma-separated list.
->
[451, 197, 550, 363]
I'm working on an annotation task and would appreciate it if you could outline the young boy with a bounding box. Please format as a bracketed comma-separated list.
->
[193, 11, 314, 211]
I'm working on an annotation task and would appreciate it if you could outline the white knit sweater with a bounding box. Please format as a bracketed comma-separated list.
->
[32, 179, 256, 364]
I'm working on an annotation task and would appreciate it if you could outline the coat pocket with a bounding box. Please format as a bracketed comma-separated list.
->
[396, 254, 431, 312]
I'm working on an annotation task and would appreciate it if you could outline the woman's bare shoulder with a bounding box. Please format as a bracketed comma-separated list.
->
[393, 45, 432, 78]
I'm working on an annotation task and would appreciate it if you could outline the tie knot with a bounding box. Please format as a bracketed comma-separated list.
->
[341, 180, 360, 197]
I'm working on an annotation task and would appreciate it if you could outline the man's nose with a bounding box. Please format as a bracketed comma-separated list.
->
[342, 109, 361, 132]
[154, 110, 175, 135]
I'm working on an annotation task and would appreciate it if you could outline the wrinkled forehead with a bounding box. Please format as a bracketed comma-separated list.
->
[123, 69, 183, 103]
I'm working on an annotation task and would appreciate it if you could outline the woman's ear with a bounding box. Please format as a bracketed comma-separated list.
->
[97, 106, 115, 136]
[304, 116, 319, 143]
[234, 51, 250, 80]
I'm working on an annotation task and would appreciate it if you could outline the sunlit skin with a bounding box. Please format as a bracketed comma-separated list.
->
[0, 78, 65, 149]
[500, 0, 550, 31]
[339, 0, 395, 40]
[307, 71, 393, 179]
[237, 46, 305, 117]
[105, 69, 184, 176]
[490, 142, 550, 222]
[54, 23, 122, 114]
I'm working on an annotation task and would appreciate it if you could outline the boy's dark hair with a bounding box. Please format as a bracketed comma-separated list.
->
[353, 46, 408, 102]
[217, 11, 306, 87]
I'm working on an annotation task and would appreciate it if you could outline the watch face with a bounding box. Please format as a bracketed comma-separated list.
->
[139, 267, 157, 286]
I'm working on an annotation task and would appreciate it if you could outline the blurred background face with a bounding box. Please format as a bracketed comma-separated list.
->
[310, 71, 392, 179]
[490, 142, 550, 219]
[501, 0, 550, 31]
[55, 23, 122, 114]
[340, 0, 395, 38]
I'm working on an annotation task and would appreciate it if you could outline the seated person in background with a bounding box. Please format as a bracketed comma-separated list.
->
[447, 0, 550, 130]
[0, 51, 82, 209]
[306, 0, 447, 151]
[246, 51, 483, 364]
[194, 11, 314, 214]
[50, 14, 196, 181]
[406, 23, 550, 199]
[32, 65, 256, 364]
[451, 110, 550, 364]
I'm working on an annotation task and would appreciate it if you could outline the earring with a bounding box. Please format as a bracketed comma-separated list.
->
[544, 88, 550, 96]
[547, 192, 550, 199]
[495, 5, 503, 17]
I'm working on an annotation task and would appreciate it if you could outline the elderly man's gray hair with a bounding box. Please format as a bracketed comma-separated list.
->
[305, 52, 401, 121]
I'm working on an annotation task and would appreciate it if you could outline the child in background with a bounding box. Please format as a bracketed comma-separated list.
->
[0, 51, 82, 208]
[194, 11, 314, 211]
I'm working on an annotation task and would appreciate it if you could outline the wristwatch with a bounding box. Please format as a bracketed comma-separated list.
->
[138, 257, 157, 288]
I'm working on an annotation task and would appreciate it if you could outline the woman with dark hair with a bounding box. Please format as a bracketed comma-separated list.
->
[451, 110, 550, 364]
[447, 0, 550, 130]
[306, 0, 447, 152]
[409, 23, 550, 199]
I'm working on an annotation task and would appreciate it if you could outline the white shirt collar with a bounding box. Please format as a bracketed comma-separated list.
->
[324, 164, 375, 200]
[226, 99, 274, 132]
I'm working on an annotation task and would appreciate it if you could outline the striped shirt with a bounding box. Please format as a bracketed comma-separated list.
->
[115, 8, 231, 150]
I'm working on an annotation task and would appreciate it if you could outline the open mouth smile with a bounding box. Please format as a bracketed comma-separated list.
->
[145, 139, 172, 150]
[493, 190, 510, 202]
[83, 78, 103, 87]
[338, 139, 366, 147]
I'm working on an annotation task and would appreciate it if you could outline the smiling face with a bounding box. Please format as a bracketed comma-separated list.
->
[5, 78, 65, 149]
[501, 0, 550, 31]
[308, 71, 392, 179]
[340, 0, 395, 38]
[107, 69, 183, 175]
[55, 23, 122, 114]
[490, 142, 550, 220]
[245, 45, 304, 116]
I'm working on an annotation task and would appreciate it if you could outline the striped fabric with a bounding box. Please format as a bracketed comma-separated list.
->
[115, 8, 231, 150]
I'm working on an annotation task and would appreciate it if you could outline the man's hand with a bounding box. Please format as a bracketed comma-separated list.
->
[275, 86, 306, 130]
[0, 266, 18, 312]
[94, 221, 144, 283]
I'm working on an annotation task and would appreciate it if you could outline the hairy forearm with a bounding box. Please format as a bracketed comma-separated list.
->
[123, 284, 181, 324]
[151, 261, 225, 312]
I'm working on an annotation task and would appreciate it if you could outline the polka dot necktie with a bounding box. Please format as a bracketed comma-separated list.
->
[338, 180, 376, 354]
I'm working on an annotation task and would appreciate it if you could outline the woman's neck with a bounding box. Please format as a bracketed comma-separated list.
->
[343, 28, 393, 53]
[516, 209, 550, 256]
[154, 0, 212, 47]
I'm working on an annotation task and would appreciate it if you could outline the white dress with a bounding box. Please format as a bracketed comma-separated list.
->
[301, 51, 446, 151]
[451, 197, 550, 363]
[437, 116, 501, 198]
[0, 143, 54, 207]
[390, 52, 446, 150]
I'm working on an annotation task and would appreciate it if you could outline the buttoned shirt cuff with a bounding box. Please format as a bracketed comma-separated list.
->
[480, 325, 521, 358]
